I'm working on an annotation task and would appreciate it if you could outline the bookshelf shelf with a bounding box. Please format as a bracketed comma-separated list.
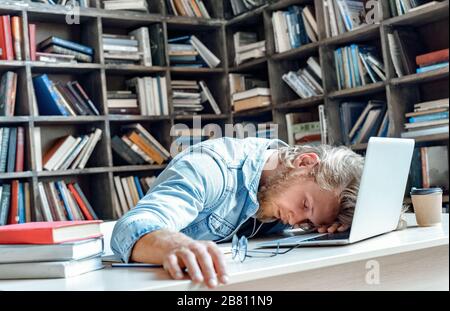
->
[36, 167, 111, 177]
[174, 114, 230, 121]
[226, 6, 268, 26]
[390, 67, 449, 86]
[271, 42, 319, 61]
[414, 133, 450, 144]
[30, 63, 103, 72]
[169, 67, 224, 74]
[275, 96, 324, 110]
[384, 1, 449, 26]
[110, 165, 168, 173]
[229, 57, 268, 73]
[0, 172, 33, 180]
[32, 116, 107, 124]
[0, 117, 31, 123]
[104, 65, 167, 74]
[0, 60, 25, 68]
[166, 16, 223, 27]
[232, 106, 273, 118]
[108, 115, 170, 122]
[328, 82, 387, 99]
[322, 24, 381, 46]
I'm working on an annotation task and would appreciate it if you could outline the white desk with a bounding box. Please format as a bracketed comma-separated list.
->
[0, 214, 448, 291]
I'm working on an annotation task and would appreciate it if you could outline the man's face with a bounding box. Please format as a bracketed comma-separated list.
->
[257, 154, 340, 227]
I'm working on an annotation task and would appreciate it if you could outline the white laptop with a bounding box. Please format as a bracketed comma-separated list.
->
[256, 137, 415, 248]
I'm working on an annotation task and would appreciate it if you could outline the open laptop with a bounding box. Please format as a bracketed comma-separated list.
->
[256, 137, 415, 248]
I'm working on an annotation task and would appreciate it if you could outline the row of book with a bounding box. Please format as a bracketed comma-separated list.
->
[32, 0, 91, 7]
[340, 100, 389, 145]
[102, 25, 166, 66]
[230, 0, 269, 17]
[108, 76, 169, 116]
[0, 181, 30, 226]
[388, 25, 449, 77]
[410, 145, 449, 194]
[168, 35, 220, 68]
[323, 0, 375, 38]
[0, 221, 103, 279]
[33, 74, 100, 116]
[401, 98, 449, 138]
[285, 105, 327, 146]
[0, 71, 17, 117]
[335, 44, 386, 90]
[172, 80, 221, 115]
[111, 123, 171, 166]
[229, 73, 271, 112]
[0, 15, 35, 61]
[272, 5, 318, 54]
[166, 0, 212, 18]
[389, 0, 440, 17]
[233, 32, 266, 66]
[282, 56, 323, 99]
[0, 127, 25, 174]
[42, 128, 103, 171]
[113, 175, 156, 218]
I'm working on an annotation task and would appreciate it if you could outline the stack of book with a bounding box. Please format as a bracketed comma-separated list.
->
[229, 73, 271, 112]
[42, 128, 103, 171]
[389, 0, 440, 17]
[272, 5, 318, 53]
[113, 175, 156, 217]
[37, 36, 94, 63]
[233, 32, 266, 66]
[0, 71, 18, 117]
[31, 0, 91, 8]
[103, 28, 152, 66]
[282, 56, 323, 99]
[335, 44, 386, 90]
[168, 35, 220, 68]
[229, 0, 270, 17]
[0, 180, 30, 226]
[401, 98, 449, 138]
[0, 221, 104, 279]
[0, 127, 25, 174]
[111, 123, 171, 166]
[286, 110, 325, 146]
[37, 181, 98, 222]
[387, 26, 448, 77]
[102, 0, 149, 11]
[166, 0, 212, 18]
[172, 80, 221, 115]
[409, 145, 449, 195]
[33, 74, 100, 116]
[107, 76, 168, 116]
[342, 100, 389, 145]
[323, 0, 376, 37]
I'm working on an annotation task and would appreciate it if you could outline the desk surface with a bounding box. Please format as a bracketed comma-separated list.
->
[0, 214, 448, 291]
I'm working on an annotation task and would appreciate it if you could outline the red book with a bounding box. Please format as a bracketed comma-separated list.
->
[8, 180, 19, 225]
[416, 48, 449, 67]
[15, 127, 24, 172]
[28, 24, 36, 61]
[0, 15, 14, 61]
[0, 220, 103, 244]
[67, 183, 94, 221]
[11, 16, 22, 61]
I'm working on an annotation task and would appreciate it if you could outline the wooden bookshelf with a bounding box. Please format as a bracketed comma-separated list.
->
[1, 0, 449, 221]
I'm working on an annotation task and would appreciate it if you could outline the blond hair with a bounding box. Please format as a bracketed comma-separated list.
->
[278, 145, 364, 227]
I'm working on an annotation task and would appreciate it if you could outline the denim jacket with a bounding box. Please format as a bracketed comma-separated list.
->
[111, 137, 290, 262]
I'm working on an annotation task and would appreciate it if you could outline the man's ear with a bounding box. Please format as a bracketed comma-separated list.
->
[293, 153, 320, 169]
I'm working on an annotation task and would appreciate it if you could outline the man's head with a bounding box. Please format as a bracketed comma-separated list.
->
[257, 145, 364, 229]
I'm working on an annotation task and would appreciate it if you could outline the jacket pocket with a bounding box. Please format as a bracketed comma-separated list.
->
[207, 213, 235, 238]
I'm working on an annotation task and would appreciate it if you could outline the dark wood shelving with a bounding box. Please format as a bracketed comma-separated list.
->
[328, 82, 386, 99]
[390, 67, 449, 86]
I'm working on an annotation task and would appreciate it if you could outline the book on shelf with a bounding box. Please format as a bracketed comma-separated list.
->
[229, 0, 270, 17]
[0, 181, 30, 226]
[102, 0, 148, 12]
[0, 220, 102, 244]
[388, 0, 441, 17]
[166, 0, 212, 18]
[37, 36, 94, 63]
[401, 98, 449, 138]
[0, 15, 33, 61]
[171, 80, 221, 115]
[0, 256, 103, 279]
[335, 44, 385, 90]
[0, 127, 25, 174]
[113, 175, 156, 217]
[283, 56, 323, 99]
[421, 146, 449, 191]
[33, 74, 100, 116]
[168, 35, 220, 68]
[232, 87, 271, 112]
[31, 0, 91, 8]
[233, 31, 266, 65]
[285, 110, 324, 146]
[272, 5, 317, 54]
[0, 71, 18, 117]
[0, 238, 103, 264]
[229, 73, 269, 95]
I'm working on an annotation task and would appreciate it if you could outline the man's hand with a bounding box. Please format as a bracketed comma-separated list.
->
[317, 223, 350, 233]
[131, 230, 228, 288]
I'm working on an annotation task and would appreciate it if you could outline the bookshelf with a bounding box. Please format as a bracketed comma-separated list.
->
[0, 0, 448, 221]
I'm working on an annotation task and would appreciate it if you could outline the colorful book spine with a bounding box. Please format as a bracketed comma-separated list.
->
[409, 112, 449, 123]
[38, 36, 94, 55]
[416, 62, 449, 73]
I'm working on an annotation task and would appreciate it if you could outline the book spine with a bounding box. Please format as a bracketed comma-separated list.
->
[15, 126, 24, 172]
[29, 24, 36, 61]
[0, 16, 14, 61]
[8, 180, 19, 225]
[49, 37, 94, 55]
[409, 112, 449, 123]
[6, 127, 17, 173]
[44, 45, 93, 63]
[416, 49, 449, 67]
[0, 184, 11, 226]
[74, 182, 98, 220]
[416, 62, 449, 73]
[11, 16, 22, 61]
[0, 127, 10, 173]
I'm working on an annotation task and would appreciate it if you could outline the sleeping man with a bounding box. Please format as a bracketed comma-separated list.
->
[111, 137, 364, 288]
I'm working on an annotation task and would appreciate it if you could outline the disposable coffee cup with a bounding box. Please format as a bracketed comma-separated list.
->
[410, 188, 443, 227]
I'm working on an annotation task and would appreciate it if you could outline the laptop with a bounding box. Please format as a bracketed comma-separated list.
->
[256, 137, 415, 248]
